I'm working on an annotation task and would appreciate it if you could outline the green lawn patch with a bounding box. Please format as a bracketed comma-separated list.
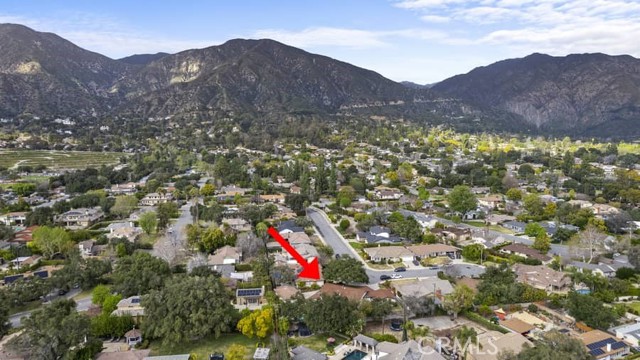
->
[288, 333, 348, 353]
[349, 242, 364, 251]
[150, 333, 257, 358]
[627, 302, 640, 313]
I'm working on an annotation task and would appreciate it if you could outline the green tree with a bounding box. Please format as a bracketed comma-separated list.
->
[442, 285, 474, 319]
[101, 294, 122, 315]
[112, 252, 171, 297]
[362, 298, 394, 334]
[92, 284, 110, 306]
[533, 233, 551, 254]
[110, 195, 138, 219]
[9, 299, 96, 360]
[226, 344, 247, 360]
[237, 307, 275, 340]
[0, 303, 9, 338]
[339, 219, 350, 231]
[200, 183, 216, 196]
[323, 257, 368, 284]
[461, 244, 484, 262]
[447, 185, 478, 215]
[524, 223, 546, 238]
[138, 211, 157, 235]
[453, 325, 478, 359]
[142, 275, 238, 346]
[305, 294, 363, 336]
[12, 183, 36, 196]
[566, 292, 618, 329]
[505, 188, 522, 201]
[523, 194, 544, 217]
[31, 226, 74, 258]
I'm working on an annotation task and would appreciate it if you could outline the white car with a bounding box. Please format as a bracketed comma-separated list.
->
[390, 274, 403, 279]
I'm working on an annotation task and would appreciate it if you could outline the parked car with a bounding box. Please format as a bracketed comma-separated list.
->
[390, 319, 403, 331]
[380, 275, 391, 281]
[390, 274, 403, 279]
[335, 254, 341, 259]
[394, 267, 406, 272]
[429, 266, 439, 270]
[210, 354, 224, 360]
[412, 260, 420, 266]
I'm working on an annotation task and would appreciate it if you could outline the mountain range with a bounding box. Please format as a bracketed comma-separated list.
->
[0, 23, 639, 138]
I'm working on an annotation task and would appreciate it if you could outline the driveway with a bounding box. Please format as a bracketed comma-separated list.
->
[307, 207, 485, 284]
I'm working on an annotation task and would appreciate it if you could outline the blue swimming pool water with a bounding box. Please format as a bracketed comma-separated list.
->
[343, 350, 367, 360]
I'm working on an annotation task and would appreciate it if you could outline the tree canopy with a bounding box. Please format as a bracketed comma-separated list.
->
[323, 257, 369, 284]
[447, 185, 478, 214]
[142, 275, 238, 346]
[112, 252, 171, 297]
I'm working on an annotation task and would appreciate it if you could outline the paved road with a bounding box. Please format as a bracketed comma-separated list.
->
[307, 208, 486, 284]
[9, 293, 92, 328]
[152, 203, 192, 264]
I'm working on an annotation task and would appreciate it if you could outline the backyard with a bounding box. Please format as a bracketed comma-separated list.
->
[150, 333, 257, 358]
[288, 333, 349, 353]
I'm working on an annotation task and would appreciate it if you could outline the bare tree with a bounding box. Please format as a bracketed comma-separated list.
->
[236, 233, 263, 260]
[187, 253, 208, 273]
[570, 225, 608, 263]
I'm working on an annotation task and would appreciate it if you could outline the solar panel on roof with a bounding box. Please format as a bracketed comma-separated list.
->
[590, 348, 605, 356]
[611, 341, 627, 350]
[587, 338, 616, 350]
[238, 289, 262, 296]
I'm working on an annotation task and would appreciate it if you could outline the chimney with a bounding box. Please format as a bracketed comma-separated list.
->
[606, 343, 611, 352]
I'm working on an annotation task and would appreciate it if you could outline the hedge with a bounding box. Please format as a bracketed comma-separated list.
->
[462, 311, 510, 334]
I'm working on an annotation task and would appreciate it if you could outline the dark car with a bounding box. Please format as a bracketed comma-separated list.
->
[429, 266, 439, 270]
[58, 289, 67, 296]
[394, 267, 406, 272]
[380, 275, 391, 281]
[390, 319, 403, 331]
[335, 254, 341, 259]
[412, 259, 420, 266]
[210, 354, 224, 360]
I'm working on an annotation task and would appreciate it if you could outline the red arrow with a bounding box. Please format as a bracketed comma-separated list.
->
[267, 227, 320, 280]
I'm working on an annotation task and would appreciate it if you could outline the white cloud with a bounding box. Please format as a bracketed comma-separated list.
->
[420, 14, 451, 23]
[253, 27, 390, 49]
[0, 11, 217, 58]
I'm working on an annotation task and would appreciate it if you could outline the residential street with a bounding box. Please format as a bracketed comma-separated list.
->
[9, 293, 92, 328]
[152, 203, 192, 265]
[307, 207, 486, 284]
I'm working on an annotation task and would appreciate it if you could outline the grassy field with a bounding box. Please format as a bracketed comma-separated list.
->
[0, 149, 124, 170]
[150, 333, 257, 358]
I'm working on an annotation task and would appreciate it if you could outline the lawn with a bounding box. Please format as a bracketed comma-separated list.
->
[349, 242, 365, 251]
[289, 333, 348, 353]
[150, 333, 257, 358]
[0, 149, 125, 170]
[627, 302, 640, 313]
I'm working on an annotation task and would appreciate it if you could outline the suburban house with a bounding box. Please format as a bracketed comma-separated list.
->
[372, 186, 403, 200]
[10, 225, 37, 244]
[357, 226, 402, 244]
[502, 221, 527, 233]
[111, 296, 145, 317]
[363, 246, 414, 263]
[0, 211, 27, 226]
[512, 264, 571, 293]
[259, 193, 285, 204]
[478, 194, 504, 209]
[568, 261, 618, 278]
[78, 240, 96, 257]
[579, 330, 631, 360]
[138, 192, 173, 206]
[277, 220, 305, 234]
[610, 322, 640, 347]
[222, 218, 251, 232]
[399, 210, 438, 229]
[235, 286, 266, 309]
[393, 278, 454, 302]
[106, 222, 142, 242]
[282, 231, 312, 245]
[309, 283, 395, 302]
[484, 214, 516, 226]
[109, 182, 137, 195]
[208, 246, 242, 265]
[468, 331, 533, 360]
[406, 244, 462, 260]
[499, 318, 535, 335]
[55, 207, 104, 229]
[500, 243, 551, 263]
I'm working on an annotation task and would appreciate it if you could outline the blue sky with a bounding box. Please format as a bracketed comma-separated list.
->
[2, 0, 640, 83]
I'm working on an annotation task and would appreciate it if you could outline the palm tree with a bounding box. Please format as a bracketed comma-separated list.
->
[454, 325, 479, 360]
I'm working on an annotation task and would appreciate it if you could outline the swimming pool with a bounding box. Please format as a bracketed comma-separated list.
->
[342, 349, 367, 360]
